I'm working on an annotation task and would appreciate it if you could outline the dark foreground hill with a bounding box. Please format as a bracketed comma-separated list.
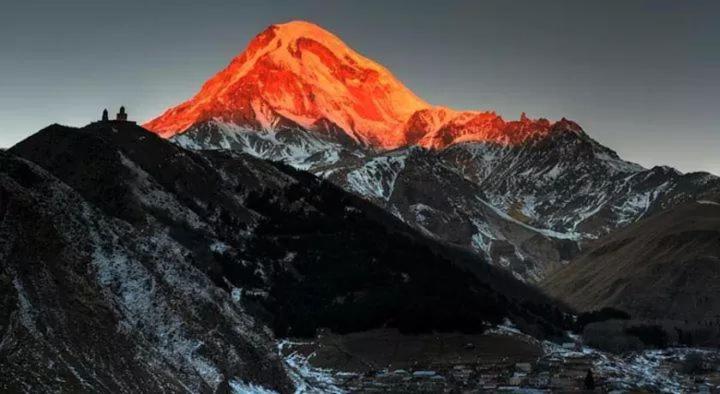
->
[0, 149, 293, 393]
[2, 121, 570, 391]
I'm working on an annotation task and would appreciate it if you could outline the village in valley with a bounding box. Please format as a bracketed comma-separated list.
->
[280, 326, 720, 393]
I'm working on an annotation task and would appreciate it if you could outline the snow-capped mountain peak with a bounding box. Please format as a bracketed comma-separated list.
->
[144, 20, 429, 146]
[144, 20, 577, 149]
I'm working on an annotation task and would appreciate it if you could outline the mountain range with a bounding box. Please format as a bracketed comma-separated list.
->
[144, 20, 720, 283]
[2, 121, 569, 391]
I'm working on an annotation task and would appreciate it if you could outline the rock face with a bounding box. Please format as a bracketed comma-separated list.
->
[2, 121, 571, 391]
[541, 198, 720, 323]
[145, 21, 720, 282]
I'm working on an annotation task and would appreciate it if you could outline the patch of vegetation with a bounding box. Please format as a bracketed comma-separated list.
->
[583, 320, 676, 353]
[583, 320, 643, 353]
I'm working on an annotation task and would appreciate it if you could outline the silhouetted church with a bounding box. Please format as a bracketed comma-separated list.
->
[99, 106, 136, 124]
[116, 106, 128, 121]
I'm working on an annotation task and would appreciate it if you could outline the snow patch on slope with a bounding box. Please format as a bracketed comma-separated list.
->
[278, 340, 344, 393]
[613, 181, 672, 225]
[478, 198, 581, 241]
[698, 200, 720, 206]
[470, 218, 497, 261]
[346, 151, 408, 201]
[173, 121, 349, 171]
[89, 229, 223, 391]
[229, 379, 279, 394]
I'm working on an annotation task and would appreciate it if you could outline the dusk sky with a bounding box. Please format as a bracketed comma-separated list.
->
[1, 0, 718, 174]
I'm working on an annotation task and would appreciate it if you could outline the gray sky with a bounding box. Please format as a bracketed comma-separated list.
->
[1, 0, 718, 174]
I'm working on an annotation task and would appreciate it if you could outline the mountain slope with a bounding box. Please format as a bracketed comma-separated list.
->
[168, 111, 720, 284]
[440, 124, 720, 237]
[316, 145, 580, 282]
[252, 123, 718, 282]
[0, 149, 293, 393]
[541, 198, 720, 323]
[169, 113, 720, 284]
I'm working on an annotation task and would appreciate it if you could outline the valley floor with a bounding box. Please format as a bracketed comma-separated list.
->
[278, 326, 720, 393]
